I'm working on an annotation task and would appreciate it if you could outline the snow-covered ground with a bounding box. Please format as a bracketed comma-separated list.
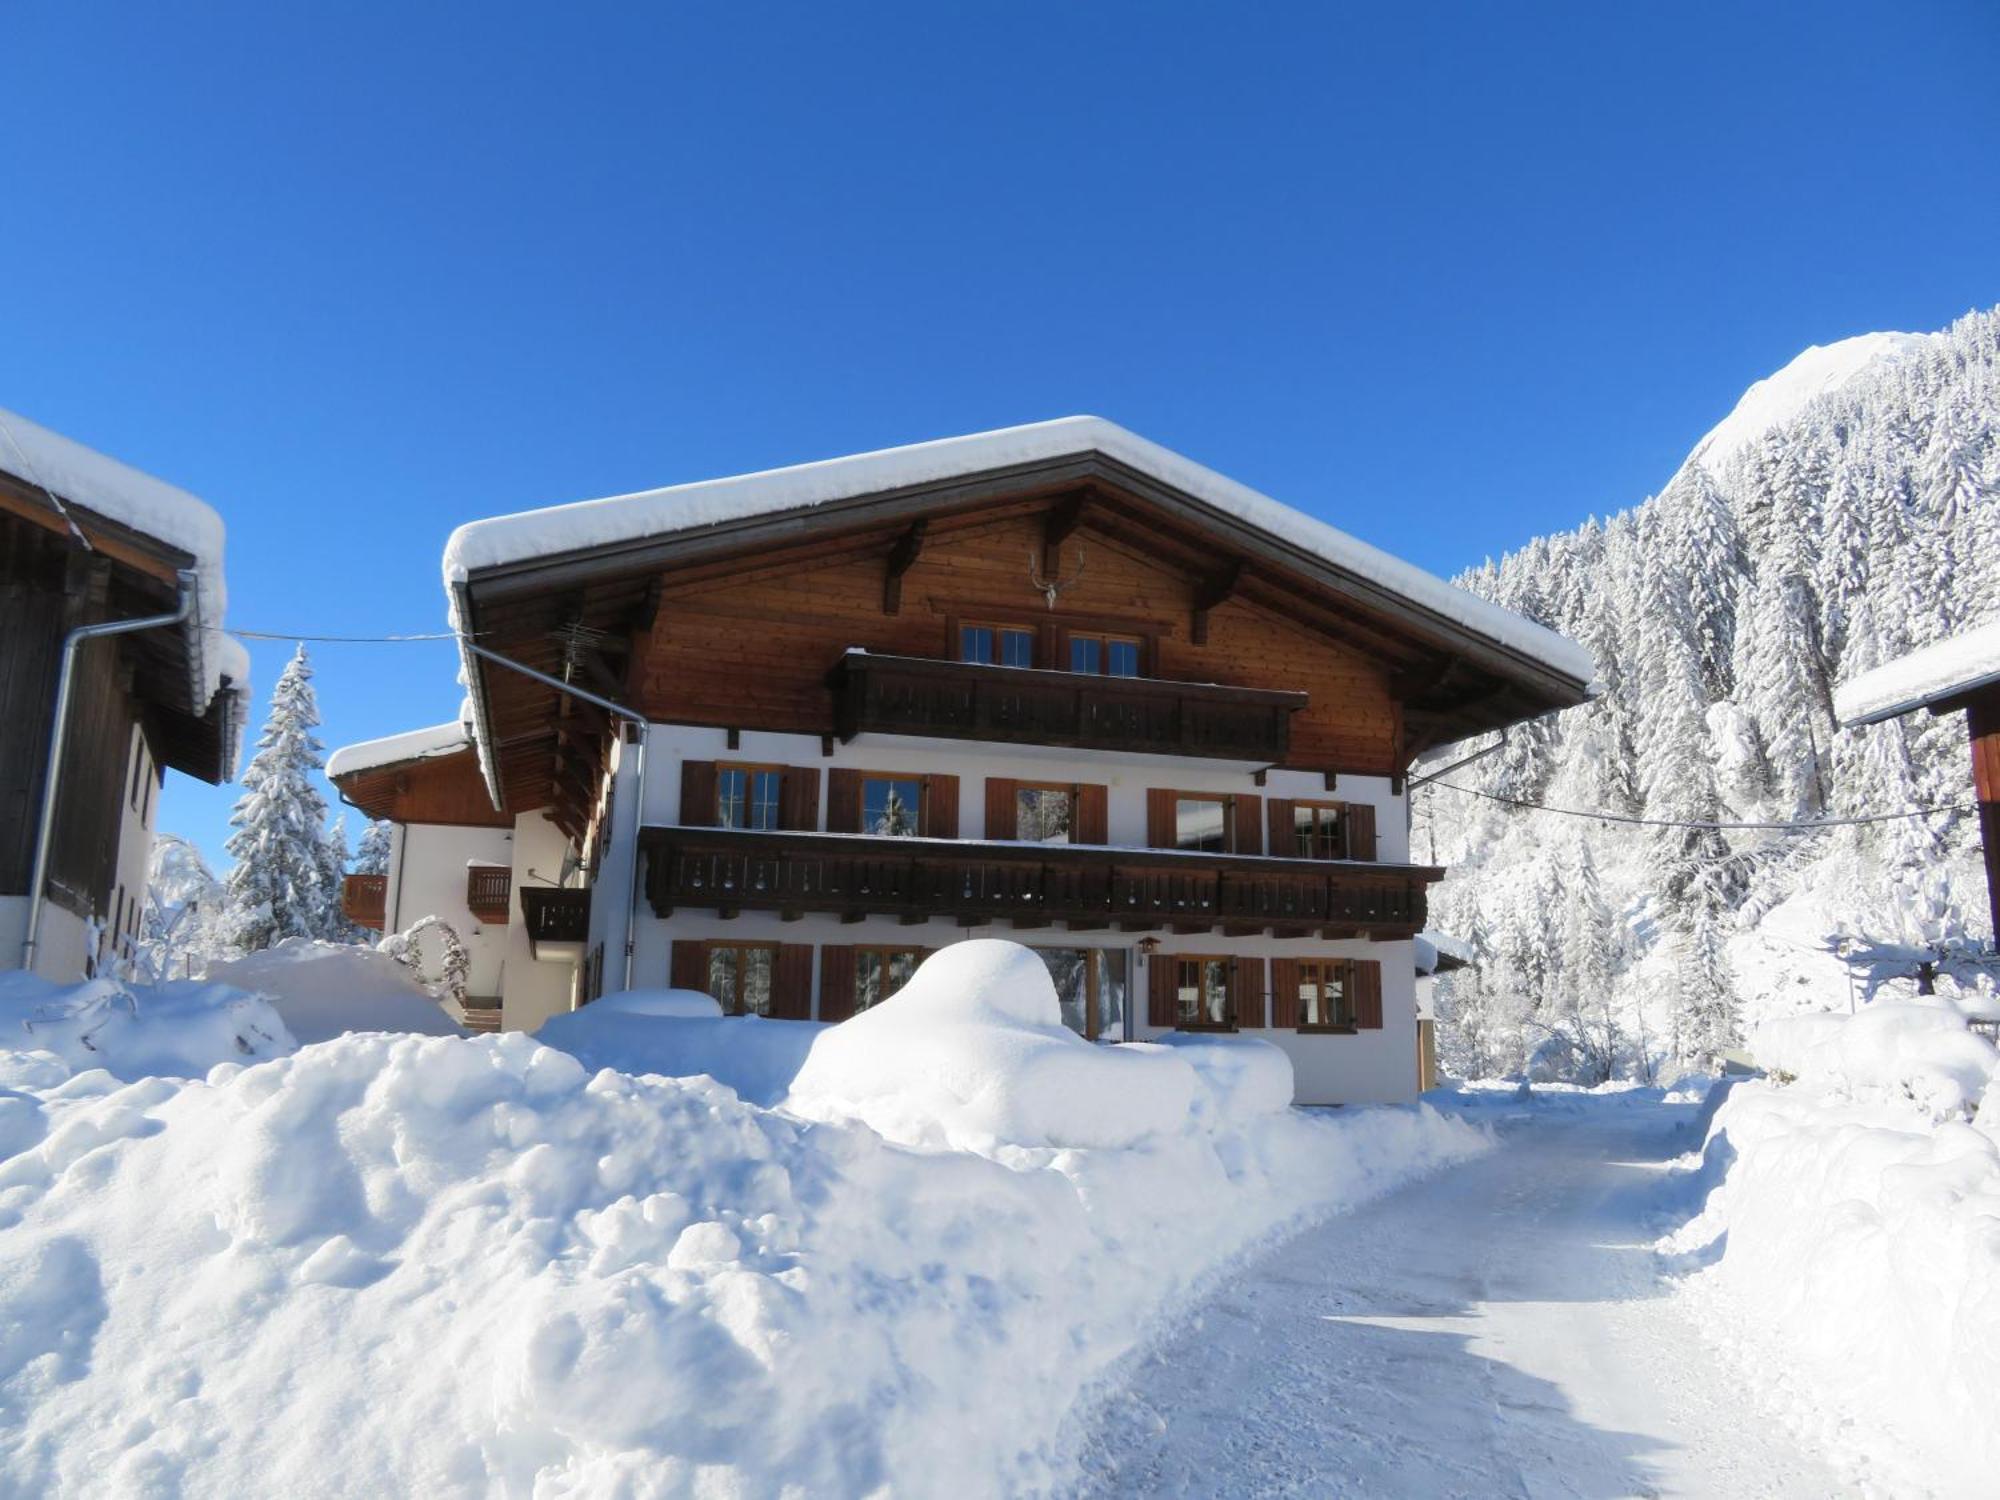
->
[0, 942, 1486, 1497]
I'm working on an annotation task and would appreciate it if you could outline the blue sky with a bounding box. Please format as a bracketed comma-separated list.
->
[3, 2, 1996, 869]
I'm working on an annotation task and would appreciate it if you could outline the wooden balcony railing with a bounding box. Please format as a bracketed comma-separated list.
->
[829, 651, 1305, 762]
[466, 866, 512, 925]
[519, 885, 591, 959]
[640, 827, 1437, 938]
[341, 873, 387, 931]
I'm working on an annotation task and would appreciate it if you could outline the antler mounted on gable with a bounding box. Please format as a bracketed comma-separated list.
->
[1028, 544, 1085, 609]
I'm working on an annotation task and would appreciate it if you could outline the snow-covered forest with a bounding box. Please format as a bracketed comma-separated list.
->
[1418, 308, 2000, 1080]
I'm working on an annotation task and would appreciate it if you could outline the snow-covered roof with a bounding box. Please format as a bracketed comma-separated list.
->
[327, 720, 471, 780]
[0, 404, 242, 718]
[1415, 930, 1475, 975]
[1679, 332, 1931, 479]
[443, 417, 1595, 688]
[1834, 619, 2000, 726]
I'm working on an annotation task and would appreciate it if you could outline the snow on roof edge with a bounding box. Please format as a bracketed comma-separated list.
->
[0, 404, 236, 716]
[1834, 619, 2000, 726]
[327, 720, 473, 780]
[441, 417, 1594, 689]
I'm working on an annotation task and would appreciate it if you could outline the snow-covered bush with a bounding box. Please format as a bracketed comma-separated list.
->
[1751, 1002, 1996, 1120]
[786, 940, 1202, 1150]
[376, 915, 471, 1007]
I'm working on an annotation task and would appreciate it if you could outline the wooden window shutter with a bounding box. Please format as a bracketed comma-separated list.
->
[818, 945, 857, 1023]
[771, 944, 814, 1020]
[925, 774, 960, 839]
[1267, 798, 1295, 858]
[1353, 958, 1384, 1029]
[1270, 959, 1301, 1029]
[1343, 803, 1378, 862]
[1232, 956, 1266, 1029]
[1232, 793, 1264, 856]
[826, 769, 865, 833]
[1147, 954, 1178, 1028]
[679, 761, 718, 827]
[985, 777, 1019, 840]
[779, 766, 821, 831]
[670, 939, 707, 992]
[1074, 783, 1109, 845]
[1145, 788, 1178, 849]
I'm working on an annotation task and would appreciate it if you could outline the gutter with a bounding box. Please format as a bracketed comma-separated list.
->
[21, 571, 196, 974]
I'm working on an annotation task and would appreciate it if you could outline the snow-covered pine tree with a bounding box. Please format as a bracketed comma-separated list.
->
[354, 819, 394, 877]
[221, 645, 343, 952]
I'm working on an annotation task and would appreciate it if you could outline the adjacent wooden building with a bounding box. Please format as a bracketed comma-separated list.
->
[0, 407, 246, 981]
[353, 418, 1591, 1102]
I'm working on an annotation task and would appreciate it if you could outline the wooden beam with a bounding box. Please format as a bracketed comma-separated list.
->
[1190, 559, 1244, 647]
[883, 518, 928, 615]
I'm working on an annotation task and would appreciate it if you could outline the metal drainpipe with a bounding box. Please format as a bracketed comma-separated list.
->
[21, 572, 197, 974]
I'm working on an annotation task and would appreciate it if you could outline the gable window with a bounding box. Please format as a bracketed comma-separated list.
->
[1295, 959, 1353, 1030]
[1175, 956, 1234, 1029]
[863, 776, 924, 838]
[1036, 948, 1129, 1040]
[1016, 783, 1076, 844]
[718, 765, 783, 831]
[1174, 794, 1232, 853]
[960, 623, 1036, 668]
[1067, 631, 1143, 678]
[1289, 802, 1348, 860]
[707, 942, 777, 1016]
[855, 947, 924, 1011]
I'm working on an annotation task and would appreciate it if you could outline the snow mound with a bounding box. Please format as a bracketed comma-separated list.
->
[536, 996, 818, 1107]
[0, 970, 292, 1081]
[1664, 1079, 2000, 1495]
[1833, 615, 2000, 726]
[1751, 1003, 1997, 1120]
[203, 939, 464, 1044]
[786, 941, 1198, 1149]
[0, 1021, 1489, 1496]
[1680, 331, 1930, 478]
[1148, 1032, 1295, 1120]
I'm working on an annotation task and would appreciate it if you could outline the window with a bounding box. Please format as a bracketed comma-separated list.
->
[1016, 783, 1075, 844]
[1176, 956, 1234, 1028]
[1174, 795, 1232, 853]
[855, 947, 924, 1011]
[862, 776, 923, 838]
[706, 943, 777, 1016]
[717, 765, 783, 831]
[1289, 802, 1348, 860]
[1067, 631, 1143, 677]
[1036, 948, 1129, 1040]
[1295, 960, 1353, 1030]
[959, 622, 1036, 668]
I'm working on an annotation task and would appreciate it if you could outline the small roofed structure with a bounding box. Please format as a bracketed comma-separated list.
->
[1835, 620, 2000, 948]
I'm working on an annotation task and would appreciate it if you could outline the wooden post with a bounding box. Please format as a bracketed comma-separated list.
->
[1968, 689, 2000, 949]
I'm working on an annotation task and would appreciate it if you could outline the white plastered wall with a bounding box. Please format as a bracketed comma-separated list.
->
[501, 811, 578, 1034]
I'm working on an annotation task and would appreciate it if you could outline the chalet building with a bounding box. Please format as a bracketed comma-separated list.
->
[0, 406, 247, 982]
[350, 418, 1591, 1104]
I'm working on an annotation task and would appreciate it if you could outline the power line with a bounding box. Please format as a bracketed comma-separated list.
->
[231, 628, 463, 643]
[1420, 778, 1974, 832]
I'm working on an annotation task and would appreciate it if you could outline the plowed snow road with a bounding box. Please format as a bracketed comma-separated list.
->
[1070, 1097, 1848, 1499]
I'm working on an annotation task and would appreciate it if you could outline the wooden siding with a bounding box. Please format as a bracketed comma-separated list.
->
[633, 514, 1403, 774]
[332, 747, 512, 828]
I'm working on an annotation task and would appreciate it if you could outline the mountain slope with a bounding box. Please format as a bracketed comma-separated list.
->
[1417, 308, 2000, 1080]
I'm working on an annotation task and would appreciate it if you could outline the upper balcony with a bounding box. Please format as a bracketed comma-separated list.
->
[341, 873, 387, 931]
[519, 885, 591, 962]
[466, 866, 513, 926]
[828, 650, 1305, 763]
[639, 826, 1436, 939]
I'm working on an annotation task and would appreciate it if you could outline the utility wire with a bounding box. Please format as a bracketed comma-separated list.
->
[231, 628, 464, 643]
[0, 412, 95, 552]
[1420, 778, 1975, 832]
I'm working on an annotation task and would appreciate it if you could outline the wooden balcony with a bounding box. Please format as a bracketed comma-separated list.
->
[829, 651, 1305, 762]
[640, 827, 1437, 938]
[341, 873, 387, 931]
[466, 866, 512, 925]
[519, 885, 591, 961]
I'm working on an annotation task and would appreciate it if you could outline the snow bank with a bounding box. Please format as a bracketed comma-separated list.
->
[325, 719, 472, 779]
[203, 939, 464, 1044]
[1149, 1031, 1295, 1121]
[536, 993, 819, 1108]
[0, 971, 292, 1081]
[443, 416, 1594, 688]
[1751, 1002, 1997, 1120]
[1834, 615, 2000, 726]
[1662, 1079, 2000, 1497]
[0, 1018, 1488, 1496]
[786, 941, 1200, 1149]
